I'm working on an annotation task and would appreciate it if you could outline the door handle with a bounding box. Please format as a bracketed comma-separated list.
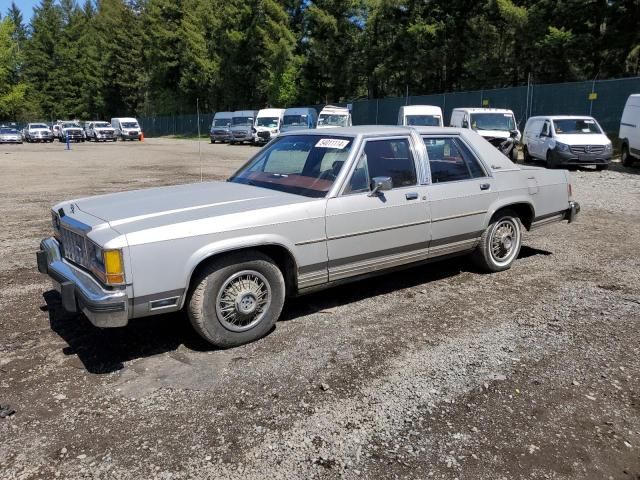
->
[405, 192, 419, 200]
[480, 183, 491, 191]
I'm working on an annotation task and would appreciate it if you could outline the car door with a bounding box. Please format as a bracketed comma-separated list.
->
[325, 136, 431, 282]
[536, 120, 551, 159]
[422, 135, 498, 256]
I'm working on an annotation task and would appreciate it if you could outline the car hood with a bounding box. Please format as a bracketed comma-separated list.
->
[280, 125, 310, 132]
[475, 129, 511, 139]
[29, 128, 50, 133]
[74, 181, 312, 236]
[553, 133, 610, 145]
[230, 125, 252, 132]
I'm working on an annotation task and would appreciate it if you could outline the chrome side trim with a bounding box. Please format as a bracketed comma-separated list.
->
[530, 213, 564, 230]
[295, 238, 326, 246]
[330, 247, 430, 281]
[328, 219, 430, 241]
[432, 210, 487, 223]
[429, 238, 478, 256]
[298, 270, 328, 289]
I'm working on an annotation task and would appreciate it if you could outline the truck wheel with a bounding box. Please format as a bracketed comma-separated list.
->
[523, 146, 532, 163]
[596, 164, 609, 171]
[471, 210, 522, 272]
[187, 251, 285, 347]
[510, 146, 518, 163]
[546, 150, 557, 169]
[621, 144, 634, 167]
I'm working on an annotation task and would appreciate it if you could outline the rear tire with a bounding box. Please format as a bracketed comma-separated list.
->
[596, 164, 609, 171]
[187, 251, 285, 348]
[523, 146, 532, 163]
[472, 210, 522, 272]
[621, 144, 634, 167]
[510, 146, 518, 163]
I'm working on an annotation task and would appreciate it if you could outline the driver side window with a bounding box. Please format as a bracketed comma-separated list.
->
[541, 121, 550, 137]
[345, 138, 417, 194]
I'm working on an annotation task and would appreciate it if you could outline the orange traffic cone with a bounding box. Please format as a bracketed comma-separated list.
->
[140, 131, 145, 142]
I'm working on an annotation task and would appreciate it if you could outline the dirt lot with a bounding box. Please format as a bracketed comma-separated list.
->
[1, 138, 639, 479]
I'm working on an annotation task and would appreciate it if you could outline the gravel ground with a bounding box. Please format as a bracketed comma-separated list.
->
[0, 139, 639, 479]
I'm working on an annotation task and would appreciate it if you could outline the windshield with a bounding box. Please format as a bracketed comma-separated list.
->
[0, 128, 18, 134]
[283, 115, 308, 127]
[94, 122, 111, 128]
[213, 119, 230, 127]
[122, 122, 138, 128]
[256, 117, 280, 128]
[470, 113, 515, 131]
[62, 122, 81, 128]
[553, 118, 602, 135]
[405, 115, 441, 127]
[318, 114, 348, 127]
[229, 135, 354, 198]
[232, 116, 253, 126]
[30, 124, 49, 129]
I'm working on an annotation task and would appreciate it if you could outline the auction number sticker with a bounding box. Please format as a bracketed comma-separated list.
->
[315, 138, 350, 149]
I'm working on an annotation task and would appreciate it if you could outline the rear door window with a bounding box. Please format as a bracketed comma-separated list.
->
[423, 137, 487, 183]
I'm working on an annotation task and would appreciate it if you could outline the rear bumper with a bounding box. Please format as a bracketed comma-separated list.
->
[37, 237, 129, 328]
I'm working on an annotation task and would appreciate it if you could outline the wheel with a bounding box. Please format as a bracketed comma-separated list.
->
[596, 164, 609, 171]
[187, 251, 285, 347]
[546, 150, 558, 169]
[210, 139, 215, 144]
[510, 146, 518, 163]
[621, 144, 634, 167]
[523, 146, 532, 163]
[229, 141, 236, 145]
[471, 210, 522, 272]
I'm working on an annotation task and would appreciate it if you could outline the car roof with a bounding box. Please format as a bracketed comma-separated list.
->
[453, 108, 514, 114]
[400, 105, 443, 113]
[279, 125, 464, 137]
[528, 115, 596, 121]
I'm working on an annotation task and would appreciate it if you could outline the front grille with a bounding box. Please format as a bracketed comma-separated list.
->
[60, 227, 88, 268]
[212, 129, 227, 135]
[570, 145, 604, 155]
[257, 131, 270, 140]
[233, 131, 247, 138]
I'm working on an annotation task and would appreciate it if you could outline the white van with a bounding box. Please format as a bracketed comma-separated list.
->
[397, 105, 443, 127]
[523, 115, 612, 170]
[111, 117, 141, 141]
[619, 94, 640, 167]
[317, 105, 352, 128]
[210, 111, 233, 143]
[450, 108, 520, 161]
[253, 108, 285, 144]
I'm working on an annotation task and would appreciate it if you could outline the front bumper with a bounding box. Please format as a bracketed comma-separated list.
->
[551, 149, 612, 166]
[210, 131, 230, 141]
[37, 237, 129, 328]
[0, 137, 22, 143]
[230, 130, 253, 142]
[565, 201, 581, 223]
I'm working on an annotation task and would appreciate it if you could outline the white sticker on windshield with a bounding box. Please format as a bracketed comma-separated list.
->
[584, 120, 594, 124]
[315, 138, 350, 149]
[503, 114, 511, 117]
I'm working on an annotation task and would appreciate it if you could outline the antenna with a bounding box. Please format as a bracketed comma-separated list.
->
[197, 98, 203, 182]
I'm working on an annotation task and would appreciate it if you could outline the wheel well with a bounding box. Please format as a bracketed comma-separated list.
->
[188, 245, 298, 296]
[492, 203, 534, 230]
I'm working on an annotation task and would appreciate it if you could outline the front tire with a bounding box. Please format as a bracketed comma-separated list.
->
[596, 164, 609, 171]
[472, 211, 522, 272]
[621, 144, 634, 167]
[187, 251, 285, 347]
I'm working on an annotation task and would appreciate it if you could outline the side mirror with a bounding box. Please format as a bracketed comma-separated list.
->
[462, 120, 469, 129]
[509, 129, 518, 139]
[369, 176, 393, 196]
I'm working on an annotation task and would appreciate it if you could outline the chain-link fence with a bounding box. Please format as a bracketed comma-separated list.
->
[136, 77, 640, 137]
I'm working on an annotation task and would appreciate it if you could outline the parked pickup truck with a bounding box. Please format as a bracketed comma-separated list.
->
[37, 126, 579, 347]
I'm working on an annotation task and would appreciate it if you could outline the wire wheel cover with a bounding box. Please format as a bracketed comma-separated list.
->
[216, 270, 271, 332]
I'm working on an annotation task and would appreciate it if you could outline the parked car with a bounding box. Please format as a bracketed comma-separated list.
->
[398, 105, 443, 127]
[619, 94, 640, 167]
[280, 107, 318, 133]
[24, 123, 53, 143]
[229, 110, 258, 145]
[37, 126, 579, 348]
[523, 115, 612, 170]
[450, 108, 520, 162]
[253, 108, 285, 145]
[111, 117, 142, 141]
[85, 121, 116, 142]
[317, 105, 352, 129]
[0, 127, 22, 144]
[210, 111, 233, 143]
[54, 120, 85, 142]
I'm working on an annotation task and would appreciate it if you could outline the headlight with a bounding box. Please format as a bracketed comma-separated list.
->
[88, 242, 125, 285]
[604, 143, 612, 152]
[555, 142, 570, 152]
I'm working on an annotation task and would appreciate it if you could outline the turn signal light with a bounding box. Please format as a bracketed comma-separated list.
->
[104, 250, 125, 285]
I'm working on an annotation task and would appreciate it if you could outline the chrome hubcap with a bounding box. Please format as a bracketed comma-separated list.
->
[491, 219, 518, 263]
[216, 271, 271, 332]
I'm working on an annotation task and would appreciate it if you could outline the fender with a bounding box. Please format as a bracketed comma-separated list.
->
[181, 234, 301, 306]
[484, 197, 535, 230]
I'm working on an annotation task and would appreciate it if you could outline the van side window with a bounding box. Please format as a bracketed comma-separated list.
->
[541, 121, 550, 136]
[424, 137, 486, 183]
[345, 138, 417, 193]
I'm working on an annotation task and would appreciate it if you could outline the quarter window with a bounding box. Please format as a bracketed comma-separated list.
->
[346, 138, 417, 193]
[423, 137, 486, 183]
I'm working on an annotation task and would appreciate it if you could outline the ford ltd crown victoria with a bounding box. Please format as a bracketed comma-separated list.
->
[37, 126, 580, 347]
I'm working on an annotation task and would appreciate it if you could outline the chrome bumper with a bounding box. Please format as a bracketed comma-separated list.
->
[37, 237, 129, 328]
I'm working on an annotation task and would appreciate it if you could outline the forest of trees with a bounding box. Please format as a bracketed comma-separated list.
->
[1, 0, 639, 121]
